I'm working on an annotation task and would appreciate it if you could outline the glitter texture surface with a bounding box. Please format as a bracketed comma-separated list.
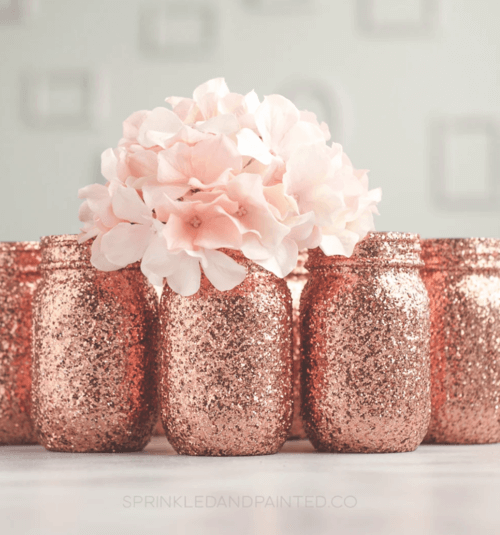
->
[421, 238, 500, 444]
[32, 235, 159, 453]
[0, 242, 41, 445]
[301, 232, 431, 453]
[285, 251, 309, 440]
[159, 251, 293, 456]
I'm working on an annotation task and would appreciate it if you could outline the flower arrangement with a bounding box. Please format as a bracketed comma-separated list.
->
[78, 78, 381, 296]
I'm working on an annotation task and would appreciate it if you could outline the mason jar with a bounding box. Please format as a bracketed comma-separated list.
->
[32, 235, 159, 453]
[159, 251, 293, 456]
[421, 238, 500, 444]
[301, 232, 431, 453]
[0, 242, 41, 445]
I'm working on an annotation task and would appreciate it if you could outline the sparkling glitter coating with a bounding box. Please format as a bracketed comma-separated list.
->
[285, 251, 309, 440]
[0, 242, 41, 445]
[301, 232, 431, 453]
[421, 238, 500, 444]
[159, 251, 293, 456]
[32, 235, 159, 453]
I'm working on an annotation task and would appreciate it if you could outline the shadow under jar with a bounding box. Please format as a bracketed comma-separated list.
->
[301, 232, 431, 453]
[159, 251, 293, 456]
[421, 238, 500, 444]
[0, 242, 41, 445]
[31, 235, 159, 453]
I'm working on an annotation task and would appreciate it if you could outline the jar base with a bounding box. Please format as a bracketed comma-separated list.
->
[313, 443, 421, 454]
[171, 446, 284, 457]
[40, 441, 151, 454]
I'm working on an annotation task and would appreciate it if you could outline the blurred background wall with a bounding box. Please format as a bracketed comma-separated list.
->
[0, 0, 499, 242]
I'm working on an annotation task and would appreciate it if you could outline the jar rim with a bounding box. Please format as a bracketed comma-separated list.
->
[421, 237, 500, 271]
[0, 241, 40, 252]
[307, 231, 423, 269]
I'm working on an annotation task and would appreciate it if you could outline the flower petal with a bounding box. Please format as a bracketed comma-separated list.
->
[196, 114, 240, 136]
[90, 234, 124, 271]
[111, 186, 151, 224]
[320, 229, 360, 257]
[236, 128, 272, 165]
[166, 254, 201, 297]
[137, 107, 184, 148]
[255, 95, 300, 153]
[201, 249, 247, 292]
[100, 222, 153, 266]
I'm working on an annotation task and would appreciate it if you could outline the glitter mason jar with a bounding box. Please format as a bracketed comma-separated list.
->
[421, 238, 500, 444]
[0, 242, 41, 445]
[285, 251, 309, 440]
[301, 232, 431, 453]
[32, 235, 159, 453]
[159, 251, 293, 456]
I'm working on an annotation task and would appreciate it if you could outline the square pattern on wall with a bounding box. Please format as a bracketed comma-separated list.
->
[139, 2, 216, 60]
[430, 117, 500, 211]
[0, 0, 22, 23]
[21, 70, 94, 129]
[357, 0, 439, 37]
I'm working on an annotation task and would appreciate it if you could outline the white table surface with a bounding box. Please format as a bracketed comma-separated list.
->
[1, 437, 499, 535]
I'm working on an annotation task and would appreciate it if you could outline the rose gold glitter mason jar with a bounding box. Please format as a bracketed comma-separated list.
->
[0, 242, 41, 445]
[31, 235, 159, 453]
[421, 238, 500, 444]
[159, 251, 293, 456]
[301, 232, 431, 453]
[285, 250, 309, 440]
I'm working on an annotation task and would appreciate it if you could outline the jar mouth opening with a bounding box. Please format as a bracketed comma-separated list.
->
[306, 232, 423, 269]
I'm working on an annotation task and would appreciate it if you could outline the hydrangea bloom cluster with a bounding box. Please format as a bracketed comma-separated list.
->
[78, 78, 381, 296]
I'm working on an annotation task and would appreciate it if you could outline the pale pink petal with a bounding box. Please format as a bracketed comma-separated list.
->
[122, 110, 148, 141]
[137, 107, 184, 148]
[196, 114, 240, 136]
[190, 135, 242, 185]
[157, 144, 193, 183]
[236, 128, 272, 165]
[166, 125, 208, 147]
[279, 121, 327, 160]
[255, 95, 300, 153]
[201, 249, 247, 292]
[78, 200, 94, 224]
[111, 186, 151, 224]
[90, 234, 124, 271]
[101, 148, 121, 183]
[78, 184, 120, 229]
[127, 149, 158, 179]
[193, 78, 230, 118]
[244, 90, 260, 114]
[346, 208, 376, 239]
[100, 222, 153, 266]
[300, 110, 331, 141]
[163, 213, 197, 251]
[286, 212, 316, 242]
[320, 230, 360, 257]
[142, 184, 187, 219]
[251, 239, 298, 279]
[141, 234, 184, 280]
[295, 225, 322, 251]
[166, 253, 201, 297]
[263, 183, 297, 218]
[78, 226, 99, 243]
[166, 97, 202, 123]
[194, 214, 243, 250]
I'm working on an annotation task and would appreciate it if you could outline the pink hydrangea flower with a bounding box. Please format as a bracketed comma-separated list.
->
[78, 78, 381, 296]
